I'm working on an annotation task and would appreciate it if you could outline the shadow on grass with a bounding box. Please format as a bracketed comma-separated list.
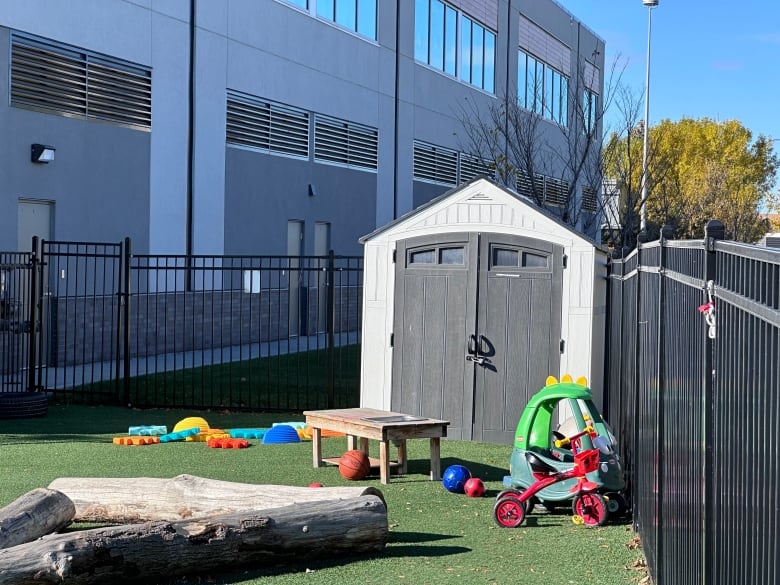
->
[388, 531, 461, 544]
[212, 544, 472, 584]
[405, 457, 508, 483]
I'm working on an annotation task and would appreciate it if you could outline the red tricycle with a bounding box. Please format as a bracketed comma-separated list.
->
[493, 425, 610, 528]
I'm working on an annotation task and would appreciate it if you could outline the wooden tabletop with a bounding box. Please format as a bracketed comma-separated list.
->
[304, 408, 449, 441]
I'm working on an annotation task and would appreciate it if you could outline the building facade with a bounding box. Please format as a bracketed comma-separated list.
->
[0, 0, 604, 256]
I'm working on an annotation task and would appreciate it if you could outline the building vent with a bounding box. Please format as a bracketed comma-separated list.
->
[516, 170, 545, 199]
[227, 91, 309, 158]
[414, 141, 458, 185]
[459, 153, 492, 183]
[545, 177, 568, 207]
[11, 32, 151, 129]
[314, 115, 378, 170]
[582, 185, 598, 213]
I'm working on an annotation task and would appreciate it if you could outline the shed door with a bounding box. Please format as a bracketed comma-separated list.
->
[391, 232, 563, 444]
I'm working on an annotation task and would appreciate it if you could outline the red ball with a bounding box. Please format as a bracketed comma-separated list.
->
[464, 477, 485, 498]
[309, 482, 323, 488]
[338, 449, 371, 481]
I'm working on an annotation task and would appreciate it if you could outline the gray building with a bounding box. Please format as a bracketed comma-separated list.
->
[0, 0, 604, 256]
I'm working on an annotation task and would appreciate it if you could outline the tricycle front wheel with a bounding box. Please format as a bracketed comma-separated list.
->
[493, 496, 526, 528]
[572, 493, 608, 527]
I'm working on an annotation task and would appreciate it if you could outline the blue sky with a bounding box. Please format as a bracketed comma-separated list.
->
[558, 0, 780, 146]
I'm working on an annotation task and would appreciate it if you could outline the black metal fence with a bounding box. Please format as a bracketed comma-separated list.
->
[605, 220, 780, 585]
[1, 238, 363, 411]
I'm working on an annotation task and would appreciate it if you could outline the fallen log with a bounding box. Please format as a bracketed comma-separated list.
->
[0, 488, 75, 549]
[0, 495, 387, 585]
[48, 474, 385, 523]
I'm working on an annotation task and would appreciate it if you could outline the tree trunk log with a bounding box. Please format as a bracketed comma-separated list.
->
[0, 495, 387, 585]
[48, 474, 385, 523]
[0, 488, 75, 549]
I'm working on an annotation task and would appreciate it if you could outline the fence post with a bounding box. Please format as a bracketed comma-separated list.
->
[702, 219, 724, 585]
[326, 250, 335, 408]
[655, 224, 673, 582]
[122, 238, 132, 407]
[26, 236, 39, 393]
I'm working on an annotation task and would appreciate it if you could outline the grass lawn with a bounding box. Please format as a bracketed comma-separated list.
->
[0, 405, 648, 585]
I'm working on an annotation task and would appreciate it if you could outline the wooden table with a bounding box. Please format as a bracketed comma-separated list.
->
[303, 408, 450, 484]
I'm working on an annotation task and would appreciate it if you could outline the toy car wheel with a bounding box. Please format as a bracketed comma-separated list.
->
[493, 496, 525, 528]
[496, 489, 534, 514]
[604, 492, 628, 517]
[572, 493, 608, 527]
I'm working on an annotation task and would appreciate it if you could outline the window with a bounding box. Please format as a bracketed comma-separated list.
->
[491, 246, 549, 269]
[409, 245, 465, 267]
[583, 89, 598, 134]
[226, 90, 309, 158]
[415, 0, 496, 93]
[316, 0, 376, 40]
[10, 32, 152, 129]
[518, 49, 568, 127]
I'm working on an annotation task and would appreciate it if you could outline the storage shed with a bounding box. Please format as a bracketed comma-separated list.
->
[359, 177, 607, 445]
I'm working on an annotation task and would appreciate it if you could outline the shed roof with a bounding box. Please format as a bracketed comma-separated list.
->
[360, 177, 605, 251]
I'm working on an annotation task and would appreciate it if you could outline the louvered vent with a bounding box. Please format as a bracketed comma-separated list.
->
[414, 141, 457, 185]
[11, 33, 151, 129]
[582, 186, 598, 213]
[227, 91, 309, 158]
[516, 171, 545, 199]
[545, 177, 568, 206]
[459, 153, 492, 183]
[314, 115, 378, 170]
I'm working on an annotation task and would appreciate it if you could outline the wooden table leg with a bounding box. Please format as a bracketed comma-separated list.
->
[379, 441, 390, 484]
[347, 435, 357, 451]
[358, 437, 369, 455]
[429, 437, 441, 480]
[312, 427, 323, 468]
[396, 440, 408, 474]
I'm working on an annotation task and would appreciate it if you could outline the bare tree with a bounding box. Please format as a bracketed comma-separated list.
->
[456, 53, 629, 244]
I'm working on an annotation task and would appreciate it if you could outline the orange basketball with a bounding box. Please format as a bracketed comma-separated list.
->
[338, 449, 371, 480]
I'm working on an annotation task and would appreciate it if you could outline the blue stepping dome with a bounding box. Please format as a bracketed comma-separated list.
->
[262, 424, 301, 444]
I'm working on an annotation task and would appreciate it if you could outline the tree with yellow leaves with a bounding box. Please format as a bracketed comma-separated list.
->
[607, 117, 778, 244]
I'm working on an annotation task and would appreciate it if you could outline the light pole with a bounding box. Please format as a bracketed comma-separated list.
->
[640, 0, 658, 234]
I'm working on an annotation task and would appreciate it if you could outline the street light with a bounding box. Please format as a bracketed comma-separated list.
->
[640, 0, 658, 234]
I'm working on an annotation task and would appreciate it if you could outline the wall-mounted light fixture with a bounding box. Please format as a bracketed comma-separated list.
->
[308, 183, 318, 197]
[31, 144, 56, 164]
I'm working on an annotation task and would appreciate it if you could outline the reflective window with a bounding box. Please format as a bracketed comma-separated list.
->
[518, 49, 569, 127]
[493, 248, 519, 267]
[583, 89, 598, 134]
[410, 250, 436, 264]
[440, 247, 464, 265]
[285, 0, 308, 7]
[415, 0, 496, 93]
[315, 0, 376, 40]
[523, 252, 548, 268]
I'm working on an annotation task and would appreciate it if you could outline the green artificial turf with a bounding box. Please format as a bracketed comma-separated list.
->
[0, 405, 649, 585]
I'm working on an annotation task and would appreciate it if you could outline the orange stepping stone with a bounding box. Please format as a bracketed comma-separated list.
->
[207, 437, 250, 449]
[113, 436, 160, 446]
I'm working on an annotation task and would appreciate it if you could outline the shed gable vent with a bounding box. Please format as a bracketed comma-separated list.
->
[414, 140, 458, 185]
[11, 32, 152, 129]
[227, 91, 309, 158]
[314, 115, 378, 170]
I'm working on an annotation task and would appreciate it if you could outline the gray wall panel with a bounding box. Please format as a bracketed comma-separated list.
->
[224, 148, 377, 256]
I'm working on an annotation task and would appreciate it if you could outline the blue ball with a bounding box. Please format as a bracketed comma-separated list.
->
[442, 465, 472, 493]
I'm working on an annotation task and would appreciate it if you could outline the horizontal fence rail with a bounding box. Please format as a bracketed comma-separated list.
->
[606, 221, 780, 585]
[0, 238, 363, 412]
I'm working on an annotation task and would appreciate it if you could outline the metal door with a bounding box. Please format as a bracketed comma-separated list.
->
[392, 232, 563, 444]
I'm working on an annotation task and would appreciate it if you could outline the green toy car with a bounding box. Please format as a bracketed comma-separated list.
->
[502, 375, 626, 515]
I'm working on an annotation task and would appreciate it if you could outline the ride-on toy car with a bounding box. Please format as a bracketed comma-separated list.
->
[493, 375, 626, 527]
